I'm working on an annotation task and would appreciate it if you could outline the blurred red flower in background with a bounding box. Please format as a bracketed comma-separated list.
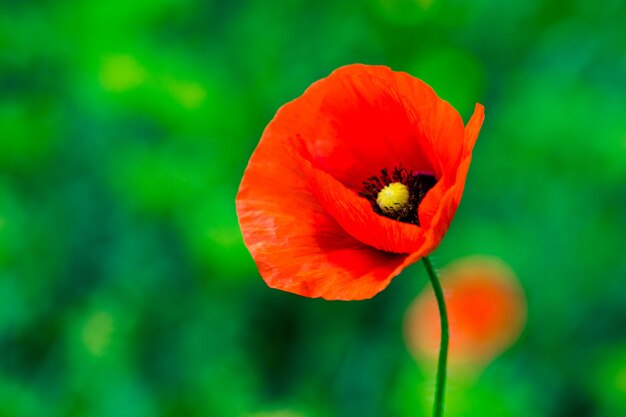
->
[236, 65, 484, 300]
[405, 256, 526, 369]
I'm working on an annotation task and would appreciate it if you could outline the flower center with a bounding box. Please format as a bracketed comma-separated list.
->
[359, 166, 437, 226]
[376, 182, 410, 215]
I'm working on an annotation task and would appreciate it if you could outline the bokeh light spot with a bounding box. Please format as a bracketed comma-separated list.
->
[416, 0, 434, 10]
[163, 78, 206, 109]
[614, 364, 626, 393]
[246, 410, 305, 417]
[81, 311, 115, 357]
[405, 256, 527, 372]
[99, 54, 146, 93]
[208, 226, 240, 248]
[371, 0, 440, 25]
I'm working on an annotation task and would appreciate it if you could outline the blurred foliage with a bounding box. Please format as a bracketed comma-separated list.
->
[0, 0, 625, 416]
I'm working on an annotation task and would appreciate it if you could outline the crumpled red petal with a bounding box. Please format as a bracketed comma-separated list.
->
[237, 112, 410, 300]
[415, 103, 485, 235]
[288, 142, 426, 254]
[278, 65, 465, 190]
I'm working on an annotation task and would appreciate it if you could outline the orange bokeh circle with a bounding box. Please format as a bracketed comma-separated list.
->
[405, 256, 527, 369]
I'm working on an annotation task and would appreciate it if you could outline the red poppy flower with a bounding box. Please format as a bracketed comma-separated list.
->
[236, 64, 484, 300]
[405, 256, 526, 368]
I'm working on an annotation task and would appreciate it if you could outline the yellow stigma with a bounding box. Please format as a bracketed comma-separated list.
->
[376, 182, 410, 215]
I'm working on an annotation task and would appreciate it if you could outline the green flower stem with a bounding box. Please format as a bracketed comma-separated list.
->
[423, 256, 449, 417]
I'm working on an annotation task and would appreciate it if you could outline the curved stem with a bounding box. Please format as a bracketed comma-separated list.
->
[423, 256, 449, 417]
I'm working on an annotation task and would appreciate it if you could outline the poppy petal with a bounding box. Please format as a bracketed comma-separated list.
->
[275, 64, 465, 190]
[390, 71, 467, 182]
[237, 121, 409, 300]
[292, 148, 427, 253]
[416, 103, 485, 233]
[463, 103, 485, 155]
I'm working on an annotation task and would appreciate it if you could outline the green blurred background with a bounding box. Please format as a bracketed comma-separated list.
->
[1, 0, 625, 416]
